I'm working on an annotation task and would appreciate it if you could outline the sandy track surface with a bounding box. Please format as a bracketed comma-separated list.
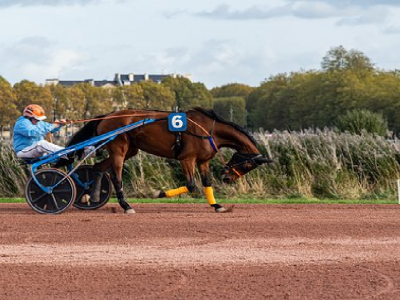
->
[1, 203, 400, 299]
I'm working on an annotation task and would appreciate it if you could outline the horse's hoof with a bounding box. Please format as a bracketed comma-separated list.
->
[81, 194, 90, 203]
[154, 191, 166, 198]
[215, 205, 235, 213]
[215, 207, 228, 213]
[124, 208, 136, 214]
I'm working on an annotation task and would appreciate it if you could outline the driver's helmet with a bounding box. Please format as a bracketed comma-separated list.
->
[23, 104, 47, 120]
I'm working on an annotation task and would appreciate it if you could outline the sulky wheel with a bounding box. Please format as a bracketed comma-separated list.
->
[72, 165, 112, 210]
[25, 168, 76, 214]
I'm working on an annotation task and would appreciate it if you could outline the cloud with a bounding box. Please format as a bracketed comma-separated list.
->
[163, 9, 188, 19]
[194, 3, 355, 21]
[0, 37, 85, 83]
[193, 2, 397, 26]
[291, 2, 351, 19]
[0, 0, 124, 8]
[195, 4, 290, 20]
[383, 26, 400, 34]
[287, 0, 400, 9]
[336, 6, 389, 26]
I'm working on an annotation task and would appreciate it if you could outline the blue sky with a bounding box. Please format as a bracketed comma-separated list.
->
[0, 0, 399, 88]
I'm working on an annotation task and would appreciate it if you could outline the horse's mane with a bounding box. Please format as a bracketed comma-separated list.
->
[191, 107, 258, 146]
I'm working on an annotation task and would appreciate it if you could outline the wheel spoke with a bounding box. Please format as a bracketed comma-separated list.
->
[30, 192, 48, 204]
[53, 188, 72, 193]
[51, 193, 60, 210]
[51, 173, 59, 186]
[85, 167, 90, 181]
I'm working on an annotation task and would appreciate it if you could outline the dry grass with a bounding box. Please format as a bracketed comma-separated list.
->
[2, 129, 400, 200]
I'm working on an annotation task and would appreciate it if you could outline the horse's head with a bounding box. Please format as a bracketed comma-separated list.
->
[221, 153, 272, 184]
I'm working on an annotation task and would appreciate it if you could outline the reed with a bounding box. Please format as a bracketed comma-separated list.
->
[1, 129, 400, 200]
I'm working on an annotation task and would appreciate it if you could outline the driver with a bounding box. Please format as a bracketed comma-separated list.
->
[13, 104, 67, 159]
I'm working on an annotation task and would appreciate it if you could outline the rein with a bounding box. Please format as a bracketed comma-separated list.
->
[56, 113, 160, 124]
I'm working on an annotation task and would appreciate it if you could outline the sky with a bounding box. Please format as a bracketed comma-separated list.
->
[0, 0, 400, 88]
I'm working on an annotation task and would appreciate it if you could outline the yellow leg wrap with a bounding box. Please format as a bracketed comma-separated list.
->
[204, 187, 217, 205]
[165, 186, 189, 198]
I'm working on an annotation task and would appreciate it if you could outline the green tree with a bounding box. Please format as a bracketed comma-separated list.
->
[247, 73, 292, 131]
[321, 45, 374, 75]
[213, 97, 246, 126]
[66, 85, 86, 120]
[112, 85, 144, 110]
[0, 76, 18, 136]
[49, 84, 69, 120]
[247, 46, 391, 131]
[211, 83, 254, 98]
[13, 80, 53, 117]
[73, 83, 112, 118]
[137, 81, 175, 110]
[162, 76, 212, 110]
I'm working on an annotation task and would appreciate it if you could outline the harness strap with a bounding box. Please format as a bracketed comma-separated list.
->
[186, 117, 242, 178]
[208, 137, 218, 152]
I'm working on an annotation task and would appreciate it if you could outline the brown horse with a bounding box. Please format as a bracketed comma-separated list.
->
[66, 107, 271, 213]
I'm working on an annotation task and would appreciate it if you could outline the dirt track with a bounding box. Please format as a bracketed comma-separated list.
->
[2, 203, 400, 299]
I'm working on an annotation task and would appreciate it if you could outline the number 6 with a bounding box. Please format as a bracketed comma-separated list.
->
[172, 115, 183, 128]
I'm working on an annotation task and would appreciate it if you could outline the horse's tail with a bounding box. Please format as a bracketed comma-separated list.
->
[59, 115, 105, 164]
[67, 117, 103, 147]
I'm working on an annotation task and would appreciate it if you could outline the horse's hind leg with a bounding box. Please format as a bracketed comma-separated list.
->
[198, 161, 227, 213]
[110, 154, 135, 214]
[90, 157, 113, 203]
[91, 141, 134, 213]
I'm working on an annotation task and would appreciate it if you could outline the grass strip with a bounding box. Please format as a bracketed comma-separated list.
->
[1, 198, 398, 205]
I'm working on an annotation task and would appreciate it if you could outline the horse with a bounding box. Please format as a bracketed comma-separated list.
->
[66, 107, 271, 213]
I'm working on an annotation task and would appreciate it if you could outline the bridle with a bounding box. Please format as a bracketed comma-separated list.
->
[222, 153, 264, 176]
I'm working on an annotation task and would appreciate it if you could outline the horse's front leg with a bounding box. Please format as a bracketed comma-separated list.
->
[156, 158, 195, 199]
[197, 161, 227, 213]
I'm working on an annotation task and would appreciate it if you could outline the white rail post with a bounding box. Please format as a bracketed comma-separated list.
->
[397, 179, 400, 204]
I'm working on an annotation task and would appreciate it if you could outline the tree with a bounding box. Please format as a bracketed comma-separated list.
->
[49, 84, 69, 120]
[321, 45, 374, 75]
[112, 85, 144, 110]
[210, 83, 254, 98]
[137, 81, 175, 110]
[162, 76, 213, 110]
[73, 83, 112, 119]
[0, 76, 18, 136]
[247, 73, 292, 131]
[66, 86, 86, 121]
[13, 80, 53, 117]
[213, 97, 246, 126]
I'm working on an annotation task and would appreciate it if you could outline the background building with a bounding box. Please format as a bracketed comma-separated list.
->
[46, 73, 192, 88]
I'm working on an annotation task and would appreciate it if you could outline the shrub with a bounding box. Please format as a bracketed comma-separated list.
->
[336, 109, 388, 136]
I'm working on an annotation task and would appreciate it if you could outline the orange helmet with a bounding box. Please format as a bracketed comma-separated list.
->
[23, 104, 47, 121]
